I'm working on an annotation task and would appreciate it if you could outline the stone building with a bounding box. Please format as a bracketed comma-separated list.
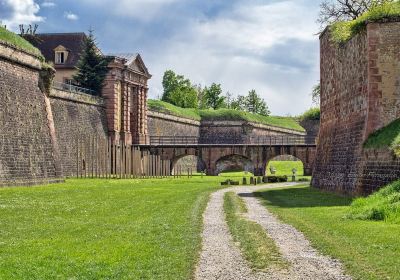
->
[33, 33, 151, 145]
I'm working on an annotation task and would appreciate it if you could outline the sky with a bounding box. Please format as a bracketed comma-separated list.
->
[0, 0, 321, 116]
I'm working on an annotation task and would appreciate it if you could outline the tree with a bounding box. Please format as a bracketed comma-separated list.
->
[244, 89, 270, 116]
[224, 92, 234, 109]
[318, 0, 393, 25]
[312, 84, 321, 106]
[230, 95, 246, 111]
[161, 70, 198, 108]
[203, 83, 225, 110]
[73, 30, 110, 95]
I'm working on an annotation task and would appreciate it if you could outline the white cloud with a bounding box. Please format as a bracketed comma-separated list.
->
[0, 0, 44, 30]
[64, 11, 78, 21]
[80, 0, 181, 21]
[146, 0, 320, 115]
[41, 1, 55, 8]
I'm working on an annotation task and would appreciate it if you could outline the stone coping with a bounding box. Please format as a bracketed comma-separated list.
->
[49, 88, 105, 107]
[148, 110, 201, 126]
[201, 120, 306, 136]
[0, 41, 42, 70]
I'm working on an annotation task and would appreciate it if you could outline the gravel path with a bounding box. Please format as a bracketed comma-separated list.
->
[194, 183, 351, 280]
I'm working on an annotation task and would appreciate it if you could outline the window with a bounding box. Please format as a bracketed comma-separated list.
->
[55, 51, 65, 64]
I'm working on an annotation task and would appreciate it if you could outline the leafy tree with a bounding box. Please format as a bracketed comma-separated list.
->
[203, 83, 225, 110]
[73, 30, 110, 95]
[312, 84, 321, 106]
[230, 95, 246, 111]
[161, 70, 198, 108]
[318, 0, 393, 25]
[244, 89, 270, 116]
[196, 85, 208, 109]
[224, 92, 234, 109]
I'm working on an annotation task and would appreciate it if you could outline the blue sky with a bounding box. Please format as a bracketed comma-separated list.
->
[1, 0, 321, 115]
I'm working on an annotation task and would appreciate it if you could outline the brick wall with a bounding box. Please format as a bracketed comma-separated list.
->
[49, 89, 108, 177]
[0, 42, 62, 186]
[313, 20, 400, 194]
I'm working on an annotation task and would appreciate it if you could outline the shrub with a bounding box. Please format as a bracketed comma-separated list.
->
[347, 180, 400, 223]
[299, 108, 320, 121]
[263, 176, 288, 183]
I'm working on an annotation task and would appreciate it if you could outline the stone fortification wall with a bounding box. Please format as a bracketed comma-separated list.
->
[147, 110, 200, 137]
[49, 89, 108, 177]
[0, 42, 62, 186]
[313, 20, 400, 194]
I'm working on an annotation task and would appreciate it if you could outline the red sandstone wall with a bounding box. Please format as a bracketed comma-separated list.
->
[314, 21, 400, 194]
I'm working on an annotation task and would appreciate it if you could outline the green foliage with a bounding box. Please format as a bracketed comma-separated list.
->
[0, 26, 43, 58]
[148, 99, 201, 120]
[161, 70, 198, 108]
[203, 83, 225, 110]
[311, 83, 320, 106]
[224, 192, 287, 271]
[230, 95, 246, 111]
[347, 180, 400, 223]
[299, 107, 321, 121]
[331, 1, 400, 44]
[0, 178, 224, 279]
[256, 185, 400, 280]
[73, 30, 110, 95]
[363, 118, 400, 155]
[244, 89, 270, 116]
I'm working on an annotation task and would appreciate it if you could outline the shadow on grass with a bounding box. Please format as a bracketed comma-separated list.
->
[248, 187, 354, 208]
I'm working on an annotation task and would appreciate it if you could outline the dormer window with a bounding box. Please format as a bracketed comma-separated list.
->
[54, 45, 69, 65]
[55, 51, 65, 64]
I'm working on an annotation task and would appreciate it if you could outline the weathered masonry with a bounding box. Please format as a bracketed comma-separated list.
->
[0, 41, 62, 186]
[313, 19, 400, 194]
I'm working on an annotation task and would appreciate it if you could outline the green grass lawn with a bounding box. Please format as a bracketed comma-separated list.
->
[255, 185, 400, 280]
[266, 161, 304, 176]
[0, 177, 225, 279]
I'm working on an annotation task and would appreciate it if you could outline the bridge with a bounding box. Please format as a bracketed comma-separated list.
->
[138, 135, 317, 176]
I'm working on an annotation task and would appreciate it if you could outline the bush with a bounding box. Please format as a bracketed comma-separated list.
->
[347, 180, 400, 223]
[221, 179, 240, 186]
[263, 176, 288, 183]
[299, 108, 320, 121]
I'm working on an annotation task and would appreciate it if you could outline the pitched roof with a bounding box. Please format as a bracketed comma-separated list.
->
[33, 33, 86, 68]
[108, 53, 151, 78]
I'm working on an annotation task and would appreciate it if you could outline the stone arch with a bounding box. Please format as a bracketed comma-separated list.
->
[215, 154, 254, 175]
[266, 154, 304, 176]
[171, 154, 206, 175]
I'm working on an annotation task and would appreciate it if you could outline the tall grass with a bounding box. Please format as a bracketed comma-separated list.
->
[347, 180, 400, 223]
[331, 1, 400, 44]
[0, 27, 43, 58]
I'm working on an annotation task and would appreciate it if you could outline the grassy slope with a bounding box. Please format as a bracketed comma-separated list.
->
[0, 178, 225, 279]
[364, 118, 400, 154]
[224, 192, 286, 271]
[148, 99, 201, 121]
[331, 2, 400, 44]
[0, 27, 42, 58]
[255, 185, 400, 280]
[348, 180, 400, 223]
[148, 100, 305, 132]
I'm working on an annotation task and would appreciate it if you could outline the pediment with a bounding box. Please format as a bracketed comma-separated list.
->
[127, 54, 151, 78]
[54, 45, 68, 52]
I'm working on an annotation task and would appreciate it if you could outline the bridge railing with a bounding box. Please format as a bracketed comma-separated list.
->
[146, 135, 317, 146]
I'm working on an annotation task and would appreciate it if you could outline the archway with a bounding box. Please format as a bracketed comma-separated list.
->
[266, 155, 304, 176]
[215, 154, 254, 175]
[172, 155, 206, 175]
